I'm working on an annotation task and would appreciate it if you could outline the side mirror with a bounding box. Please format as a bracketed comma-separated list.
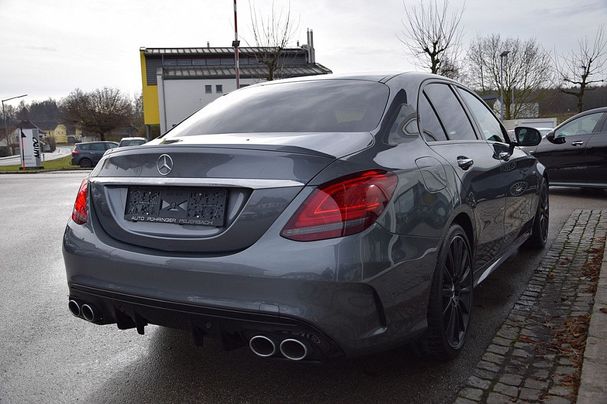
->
[514, 127, 542, 147]
[546, 131, 566, 144]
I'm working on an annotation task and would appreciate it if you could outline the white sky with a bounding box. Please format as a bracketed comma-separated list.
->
[0, 0, 605, 102]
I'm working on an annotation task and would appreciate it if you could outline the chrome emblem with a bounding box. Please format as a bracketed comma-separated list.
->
[156, 154, 173, 176]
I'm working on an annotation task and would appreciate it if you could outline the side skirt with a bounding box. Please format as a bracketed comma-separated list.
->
[473, 232, 531, 287]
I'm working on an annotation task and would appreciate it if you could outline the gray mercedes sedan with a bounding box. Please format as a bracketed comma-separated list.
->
[63, 73, 547, 361]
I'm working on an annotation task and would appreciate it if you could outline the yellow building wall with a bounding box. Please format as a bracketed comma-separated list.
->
[50, 124, 68, 143]
[140, 50, 160, 125]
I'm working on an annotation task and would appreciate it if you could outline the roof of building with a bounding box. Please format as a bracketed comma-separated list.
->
[142, 47, 308, 56]
[161, 64, 332, 80]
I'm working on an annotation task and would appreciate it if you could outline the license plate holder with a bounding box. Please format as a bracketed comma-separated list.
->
[124, 186, 227, 227]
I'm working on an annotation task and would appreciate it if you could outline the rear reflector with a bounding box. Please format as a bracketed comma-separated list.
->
[281, 170, 397, 241]
[71, 179, 88, 225]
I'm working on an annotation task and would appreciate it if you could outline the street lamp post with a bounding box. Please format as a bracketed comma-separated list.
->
[499, 51, 510, 120]
[1, 94, 27, 147]
[232, 0, 240, 90]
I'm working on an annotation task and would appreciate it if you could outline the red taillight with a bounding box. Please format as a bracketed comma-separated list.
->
[71, 179, 88, 225]
[71, 148, 79, 156]
[281, 170, 398, 241]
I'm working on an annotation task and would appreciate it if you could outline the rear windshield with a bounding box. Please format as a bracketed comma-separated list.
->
[165, 80, 390, 136]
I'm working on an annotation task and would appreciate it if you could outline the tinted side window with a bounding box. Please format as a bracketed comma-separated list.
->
[418, 93, 448, 142]
[555, 113, 605, 137]
[457, 88, 506, 143]
[424, 83, 477, 141]
[105, 143, 118, 149]
[78, 144, 91, 151]
[91, 143, 106, 151]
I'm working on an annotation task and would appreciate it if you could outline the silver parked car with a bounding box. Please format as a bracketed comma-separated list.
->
[63, 73, 546, 361]
[118, 137, 147, 147]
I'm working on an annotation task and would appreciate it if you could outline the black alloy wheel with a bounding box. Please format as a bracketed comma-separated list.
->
[525, 180, 549, 249]
[441, 234, 473, 350]
[417, 224, 473, 360]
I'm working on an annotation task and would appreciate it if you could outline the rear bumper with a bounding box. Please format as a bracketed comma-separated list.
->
[63, 212, 438, 357]
[68, 284, 344, 360]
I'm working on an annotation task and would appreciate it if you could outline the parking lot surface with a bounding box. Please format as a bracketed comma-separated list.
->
[0, 173, 605, 403]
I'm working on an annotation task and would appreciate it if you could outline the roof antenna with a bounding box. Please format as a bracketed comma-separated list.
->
[207, 41, 210, 48]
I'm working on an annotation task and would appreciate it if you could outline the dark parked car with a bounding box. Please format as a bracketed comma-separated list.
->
[118, 137, 147, 147]
[63, 73, 546, 361]
[519, 107, 607, 188]
[71, 141, 118, 168]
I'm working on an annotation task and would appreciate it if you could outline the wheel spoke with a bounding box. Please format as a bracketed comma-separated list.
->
[446, 248, 456, 279]
[451, 304, 461, 343]
[446, 304, 457, 341]
[459, 294, 471, 315]
[452, 238, 463, 278]
[442, 263, 454, 284]
[442, 298, 453, 316]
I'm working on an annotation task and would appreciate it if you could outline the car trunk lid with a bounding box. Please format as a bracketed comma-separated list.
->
[88, 132, 373, 253]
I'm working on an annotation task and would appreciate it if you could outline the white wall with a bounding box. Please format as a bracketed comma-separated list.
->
[158, 77, 263, 133]
[502, 118, 557, 130]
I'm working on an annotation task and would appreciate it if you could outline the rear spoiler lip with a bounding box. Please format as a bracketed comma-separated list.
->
[89, 176, 304, 190]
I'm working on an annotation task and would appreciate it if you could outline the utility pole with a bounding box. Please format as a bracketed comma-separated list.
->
[232, 0, 240, 90]
[2, 94, 27, 148]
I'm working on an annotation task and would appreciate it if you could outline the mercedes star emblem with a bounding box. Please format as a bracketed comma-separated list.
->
[156, 154, 174, 176]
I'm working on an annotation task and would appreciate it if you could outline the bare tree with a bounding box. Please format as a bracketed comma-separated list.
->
[465, 35, 552, 119]
[400, 0, 464, 75]
[248, 0, 297, 81]
[61, 88, 133, 140]
[555, 26, 606, 113]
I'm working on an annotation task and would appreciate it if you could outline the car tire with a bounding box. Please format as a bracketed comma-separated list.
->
[79, 158, 93, 168]
[524, 179, 549, 249]
[416, 224, 473, 360]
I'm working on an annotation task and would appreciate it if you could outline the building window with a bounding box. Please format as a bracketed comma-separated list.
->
[205, 85, 212, 94]
[216, 85, 223, 94]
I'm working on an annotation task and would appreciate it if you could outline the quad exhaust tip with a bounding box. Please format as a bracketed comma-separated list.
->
[279, 338, 308, 361]
[249, 335, 276, 358]
[81, 304, 96, 322]
[68, 300, 80, 317]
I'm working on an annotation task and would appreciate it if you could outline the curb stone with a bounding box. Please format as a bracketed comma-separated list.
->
[454, 209, 607, 403]
[576, 234, 607, 404]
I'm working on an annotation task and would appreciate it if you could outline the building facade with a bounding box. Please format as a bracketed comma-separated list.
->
[140, 30, 331, 135]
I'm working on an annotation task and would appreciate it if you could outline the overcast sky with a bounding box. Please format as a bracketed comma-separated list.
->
[0, 0, 606, 103]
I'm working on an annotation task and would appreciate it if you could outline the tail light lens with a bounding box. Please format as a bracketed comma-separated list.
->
[71, 148, 79, 155]
[281, 170, 398, 241]
[71, 179, 88, 224]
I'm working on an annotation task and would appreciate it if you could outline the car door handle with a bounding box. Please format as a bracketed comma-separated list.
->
[571, 141, 584, 146]
[457, 156, 474, 170]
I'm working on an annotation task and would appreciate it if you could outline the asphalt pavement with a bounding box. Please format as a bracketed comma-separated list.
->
[0, 173, 605, 403]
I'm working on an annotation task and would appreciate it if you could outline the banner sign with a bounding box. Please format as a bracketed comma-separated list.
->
[20, 128, 43, 168]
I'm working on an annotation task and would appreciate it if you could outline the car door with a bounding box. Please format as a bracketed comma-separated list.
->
[455, 87, 539, 246]
[581, 113, 607, 186]
[418, 82, 507, 271]
[90, 143, 107, 163]
[534, 112, 604, 184]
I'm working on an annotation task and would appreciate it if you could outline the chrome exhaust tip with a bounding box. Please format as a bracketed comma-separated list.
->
[81, 304, 96, 322]
[68, 300, 80, 317]
[279, 338, 308, 361]
[249, 335, 276, 358]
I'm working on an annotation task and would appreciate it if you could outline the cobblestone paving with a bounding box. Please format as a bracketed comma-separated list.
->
[455, 209, 607, 404]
